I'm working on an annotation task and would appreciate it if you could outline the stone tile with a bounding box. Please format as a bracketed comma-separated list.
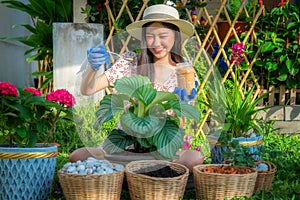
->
[257, 106, 284, 121]
[285, 106, 300, 121]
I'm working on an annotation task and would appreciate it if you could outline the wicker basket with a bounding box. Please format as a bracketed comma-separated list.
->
[58, 169, 124, 200]
[193, 164, 258, 200]
[254, 161, 277, 193]
[125, 160, 189, 200]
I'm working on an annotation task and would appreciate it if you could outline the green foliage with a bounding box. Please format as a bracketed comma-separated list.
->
[95, 75, 200, 159]
[222, 140, 255, 167]
[0, 0, 72, 91]
[0, 86, 74, 147]
[218, 0, 258, 21]
[248, 2, 300, 88]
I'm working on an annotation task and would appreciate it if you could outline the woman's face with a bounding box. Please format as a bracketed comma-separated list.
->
[145, 22, 176, 62]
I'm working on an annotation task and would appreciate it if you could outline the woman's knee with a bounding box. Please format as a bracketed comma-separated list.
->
[69, 147, 104, 162]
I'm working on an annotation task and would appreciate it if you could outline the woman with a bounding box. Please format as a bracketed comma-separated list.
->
[71, 4, 204, 171]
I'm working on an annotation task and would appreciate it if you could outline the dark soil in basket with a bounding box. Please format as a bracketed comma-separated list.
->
[134, 164, 183, 178]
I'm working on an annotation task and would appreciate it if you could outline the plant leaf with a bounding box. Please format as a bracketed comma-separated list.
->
[94, 94, 129, 129]
[149, 121, 184, 159]
[114, 75, 156, 106]
[102, 129, 134, 153]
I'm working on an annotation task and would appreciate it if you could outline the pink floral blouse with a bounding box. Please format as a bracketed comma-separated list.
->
[104, 51, 177, 92]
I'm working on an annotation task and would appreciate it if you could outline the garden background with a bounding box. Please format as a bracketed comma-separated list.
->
[0, 0, 300, 199]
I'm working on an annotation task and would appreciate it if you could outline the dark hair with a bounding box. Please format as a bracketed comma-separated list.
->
[137, 22, 184, 82]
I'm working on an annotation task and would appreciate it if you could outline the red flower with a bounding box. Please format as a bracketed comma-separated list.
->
[96, 2, 105, 12]
[0, 82, 18, 97]
[24, 87, 42, 96]
[280, 0, 284, 7]
[46, 89, 75, 107]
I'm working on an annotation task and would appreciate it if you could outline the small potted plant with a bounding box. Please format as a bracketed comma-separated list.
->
[0, 81, 75, 199]
[93, 75, 200, 163]
[201, 43, 271, 163]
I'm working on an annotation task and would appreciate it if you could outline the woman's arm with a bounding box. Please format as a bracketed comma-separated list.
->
[80, 65, 109, 96]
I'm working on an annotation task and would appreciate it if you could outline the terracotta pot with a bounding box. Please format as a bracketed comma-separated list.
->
[217, 21, 249, 42]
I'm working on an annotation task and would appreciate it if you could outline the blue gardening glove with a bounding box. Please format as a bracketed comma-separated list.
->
[87, 45, 110, 71]
[174, 80, 198, 102]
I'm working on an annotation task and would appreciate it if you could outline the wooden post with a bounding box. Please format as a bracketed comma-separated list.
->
[73, 0, 87, 23]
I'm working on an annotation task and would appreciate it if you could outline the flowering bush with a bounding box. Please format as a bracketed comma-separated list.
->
[182, 135, 201, 151]
[0, 82, 75, 147]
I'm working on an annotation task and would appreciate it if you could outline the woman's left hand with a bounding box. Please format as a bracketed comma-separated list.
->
[173, 80, 198, 102]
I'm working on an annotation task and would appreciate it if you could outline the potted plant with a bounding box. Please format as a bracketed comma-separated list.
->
[216, 0, 258, 41]
[93, 75, 200, 163]
[0, 81, 75, 200]
[201, 43, 271, 163]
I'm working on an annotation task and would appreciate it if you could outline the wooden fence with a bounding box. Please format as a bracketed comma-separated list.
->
[76, 0, 299, 135]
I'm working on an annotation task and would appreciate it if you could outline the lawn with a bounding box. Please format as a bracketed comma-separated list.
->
[49, 119, 300, 200]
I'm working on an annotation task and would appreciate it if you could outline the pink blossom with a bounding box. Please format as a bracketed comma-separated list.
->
[194, 146, 201, 151]
[46, 89, 75, 107]
[24, 87, 42, 96]
[184, 135, 193, 141]
[182, 141, 191, 150]
[0, 82, 18, 97]
[230, 42, 247, 67]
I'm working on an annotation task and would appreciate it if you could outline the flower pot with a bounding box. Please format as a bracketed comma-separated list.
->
[125, 160, 189, 200]
[254, 161, 277, 193]
[210, 134, 263, 164]
[193, 164, 258, 200]
[0, 144, 58, 200]
[216, 21, 249, 42]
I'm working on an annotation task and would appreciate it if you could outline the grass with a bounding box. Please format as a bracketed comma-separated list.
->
[48, 116, 300, 200]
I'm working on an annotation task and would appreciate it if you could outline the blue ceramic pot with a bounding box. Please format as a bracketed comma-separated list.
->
[210, 134, 263, 164]
[0, 144, 58, 200]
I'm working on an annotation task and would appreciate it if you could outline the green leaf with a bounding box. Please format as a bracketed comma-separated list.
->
[265, 61, 278, 71]
[114, 75, 156, 106]
[15, 127, 27, 138]
[150, 121, 184, 159]
[169, 100, 200, 122]
[102, 129, 134, 153]
[146, 91, 177, 111]
[286, 59, 299, 75]
[120, 112, 164, 138]
[94, 94, 129, 128]
[261, 42, 276, 53]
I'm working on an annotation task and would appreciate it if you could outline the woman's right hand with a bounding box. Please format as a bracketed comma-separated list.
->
[87, 45, 110, 71]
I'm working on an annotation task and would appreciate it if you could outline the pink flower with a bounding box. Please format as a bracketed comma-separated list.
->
[194, 146, 201, 151]
[184, 135, 193, 141]
[46, 89, 75, 107]
[183, 141, 191, 150]
[230, 42, 247, 67]
[0, 82, 18, 97]
[24, 87, 42, 96]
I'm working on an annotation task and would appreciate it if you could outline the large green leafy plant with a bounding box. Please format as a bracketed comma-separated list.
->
[94, 75, 200, 160]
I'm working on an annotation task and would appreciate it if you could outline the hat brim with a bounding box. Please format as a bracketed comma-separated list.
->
[126, 19, 194, 41]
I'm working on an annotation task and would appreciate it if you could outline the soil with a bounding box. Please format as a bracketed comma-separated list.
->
[201, 165, 254, 174]
[134, 164, 183, 178]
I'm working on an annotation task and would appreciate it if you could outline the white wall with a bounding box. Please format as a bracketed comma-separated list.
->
[0, 1, 36, 88]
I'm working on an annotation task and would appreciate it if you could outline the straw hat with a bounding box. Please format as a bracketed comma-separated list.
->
[126, 4, 194, 40]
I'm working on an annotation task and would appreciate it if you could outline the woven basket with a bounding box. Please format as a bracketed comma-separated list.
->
[193, 164, 258, 200]
[125, 160, 189, 200]
[58, 169, 124, 200]
[254, 161, 277, 193]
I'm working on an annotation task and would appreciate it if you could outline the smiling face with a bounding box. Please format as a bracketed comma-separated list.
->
[145, 22, 176, 63]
